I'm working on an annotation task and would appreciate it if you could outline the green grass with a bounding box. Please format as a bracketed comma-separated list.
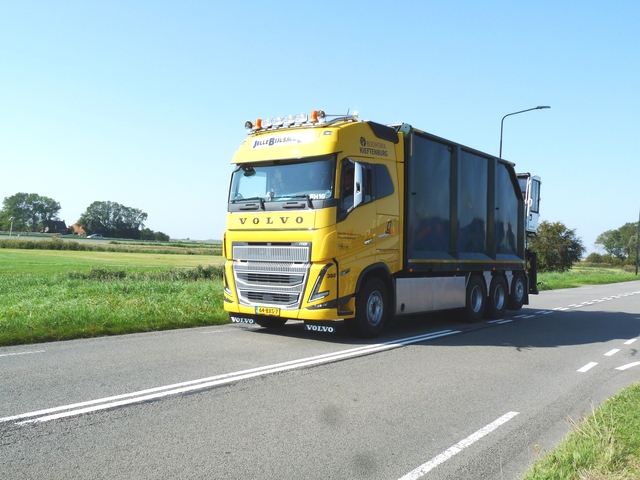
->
[0, 236, 222, 256]
[523, 382, 640, 479]
[0, 248, 226, 346]
[0, 248, 223, 276]
[537, 265, 638, 290]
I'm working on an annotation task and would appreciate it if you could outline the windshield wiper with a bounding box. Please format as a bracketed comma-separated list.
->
[233, 196, 265, 210]
[281, 194, 313, 209]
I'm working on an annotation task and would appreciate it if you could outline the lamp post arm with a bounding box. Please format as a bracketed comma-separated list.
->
[499, 106, 550, 158]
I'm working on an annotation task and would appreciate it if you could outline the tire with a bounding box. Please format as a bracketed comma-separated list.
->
[346, 277, 388, 338]
[463, 275, 486, 323]
[507, 272, 526, 311]
[253, 316, 288, 329]
[485, 275, 508, 319]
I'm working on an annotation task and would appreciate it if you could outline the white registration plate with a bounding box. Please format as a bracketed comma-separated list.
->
[255, 306, 280, 316]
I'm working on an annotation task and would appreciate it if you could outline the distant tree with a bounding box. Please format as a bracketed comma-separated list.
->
[78, 201, 148, 239]
[154, 231, 170, 242]
[0, 193, 61, 232]
[585, 252, 604, 264]
[595, 222, 639, 261]
[139, 228, 170, 242]
[140, 228, 155, 241]
[529, 220, 585, 272]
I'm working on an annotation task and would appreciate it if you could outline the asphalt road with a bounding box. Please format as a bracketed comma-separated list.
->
[2, 281, 640, 479]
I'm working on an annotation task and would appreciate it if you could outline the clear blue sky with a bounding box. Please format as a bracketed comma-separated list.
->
[1, 1, 638, 251]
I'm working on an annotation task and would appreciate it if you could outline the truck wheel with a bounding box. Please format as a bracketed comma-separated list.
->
[253, 316, 288, 329]
[485, 275, 507, 319]
[347, 277, 388, 338]
[464, 275, 486, 323]
[507, 272, 526, 311]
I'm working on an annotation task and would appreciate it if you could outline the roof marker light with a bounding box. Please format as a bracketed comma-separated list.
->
[295, 113, 308, 124]
[283, 114, 295, 127]
[263, 118, 273, 128]
[244, 121, 253, 132]
[310, 110, 326, 124]
[255, 118, 262, 130]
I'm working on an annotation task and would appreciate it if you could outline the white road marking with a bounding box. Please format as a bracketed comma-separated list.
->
[1, 329, 462, 424]
[604, 349, 620, 357]
[0, 350, 45, 358]
[616, 362, 640, 371]
[577, 362, 598, 373]
[624, 338, 637, 345]
[398, 411, 519, 480]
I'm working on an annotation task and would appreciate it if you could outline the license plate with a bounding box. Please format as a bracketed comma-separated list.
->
[256, 306, 280, 316]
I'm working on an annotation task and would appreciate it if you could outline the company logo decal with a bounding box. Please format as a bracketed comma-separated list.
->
[230, 316, 255, 324]
[251, 131, 314, 149]
[305, 324, 335, 333]
[359, 137, 389, 157]
[238, 216, 305, 225]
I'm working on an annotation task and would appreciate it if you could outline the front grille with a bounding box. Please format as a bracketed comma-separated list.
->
[232, 243, 311, 309]
[237, 272, 304, 286]
[247, 292, 298, 304]
[233, 245, 309, 263]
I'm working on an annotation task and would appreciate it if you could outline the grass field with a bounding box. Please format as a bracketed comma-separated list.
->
[538, 264, 638, 290]
[0, 248, 224, 276]
[0, 248, 226, 346]
[523, 383, 640, 479]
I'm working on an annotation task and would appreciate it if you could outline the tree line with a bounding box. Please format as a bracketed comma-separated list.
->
[2, 193, 638, 272]
[0, 192, 170, 241]
[521, 219, 638, 272]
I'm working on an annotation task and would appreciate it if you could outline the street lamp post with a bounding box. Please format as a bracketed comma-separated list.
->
[9, 216, 14, 239]
[636, 208, 640, 276]
[499, 106, 550, 158]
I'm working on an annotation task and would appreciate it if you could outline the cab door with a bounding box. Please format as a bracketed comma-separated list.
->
[336, 159, 377, 299]
[336, 158, 399, 298]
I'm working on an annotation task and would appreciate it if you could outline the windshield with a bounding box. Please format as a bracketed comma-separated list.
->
[229, 155, 335, 203]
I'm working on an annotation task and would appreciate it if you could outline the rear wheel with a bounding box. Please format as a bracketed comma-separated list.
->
[346, 277, 388, 338]
[508, 272, 526, 311]
[485, 275, 507, 319]
[463, 275, 486, 323]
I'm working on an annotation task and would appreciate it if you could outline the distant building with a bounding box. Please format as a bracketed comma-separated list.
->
[70, 223, 85, 235]
[42, 220, 68, 234]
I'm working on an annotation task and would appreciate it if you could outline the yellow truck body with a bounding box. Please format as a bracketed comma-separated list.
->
[224, 111, 539, 337]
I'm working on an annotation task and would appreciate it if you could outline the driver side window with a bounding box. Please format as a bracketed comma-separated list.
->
[340, 159, 394, 217]
[340, 161, 356, 212]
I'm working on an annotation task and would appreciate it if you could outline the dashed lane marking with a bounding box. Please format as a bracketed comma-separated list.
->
[616, 362, 640, 371]
[577, 362, 598, 373]
[398, 412, 519, 480]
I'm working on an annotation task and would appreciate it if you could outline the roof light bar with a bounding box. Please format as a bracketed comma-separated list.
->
[244, 109, 357, 133]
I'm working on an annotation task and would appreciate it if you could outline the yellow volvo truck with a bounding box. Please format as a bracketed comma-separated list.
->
[223, 110, 541, 338]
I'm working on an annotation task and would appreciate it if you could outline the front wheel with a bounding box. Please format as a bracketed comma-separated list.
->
[346, 277, 388, 338]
